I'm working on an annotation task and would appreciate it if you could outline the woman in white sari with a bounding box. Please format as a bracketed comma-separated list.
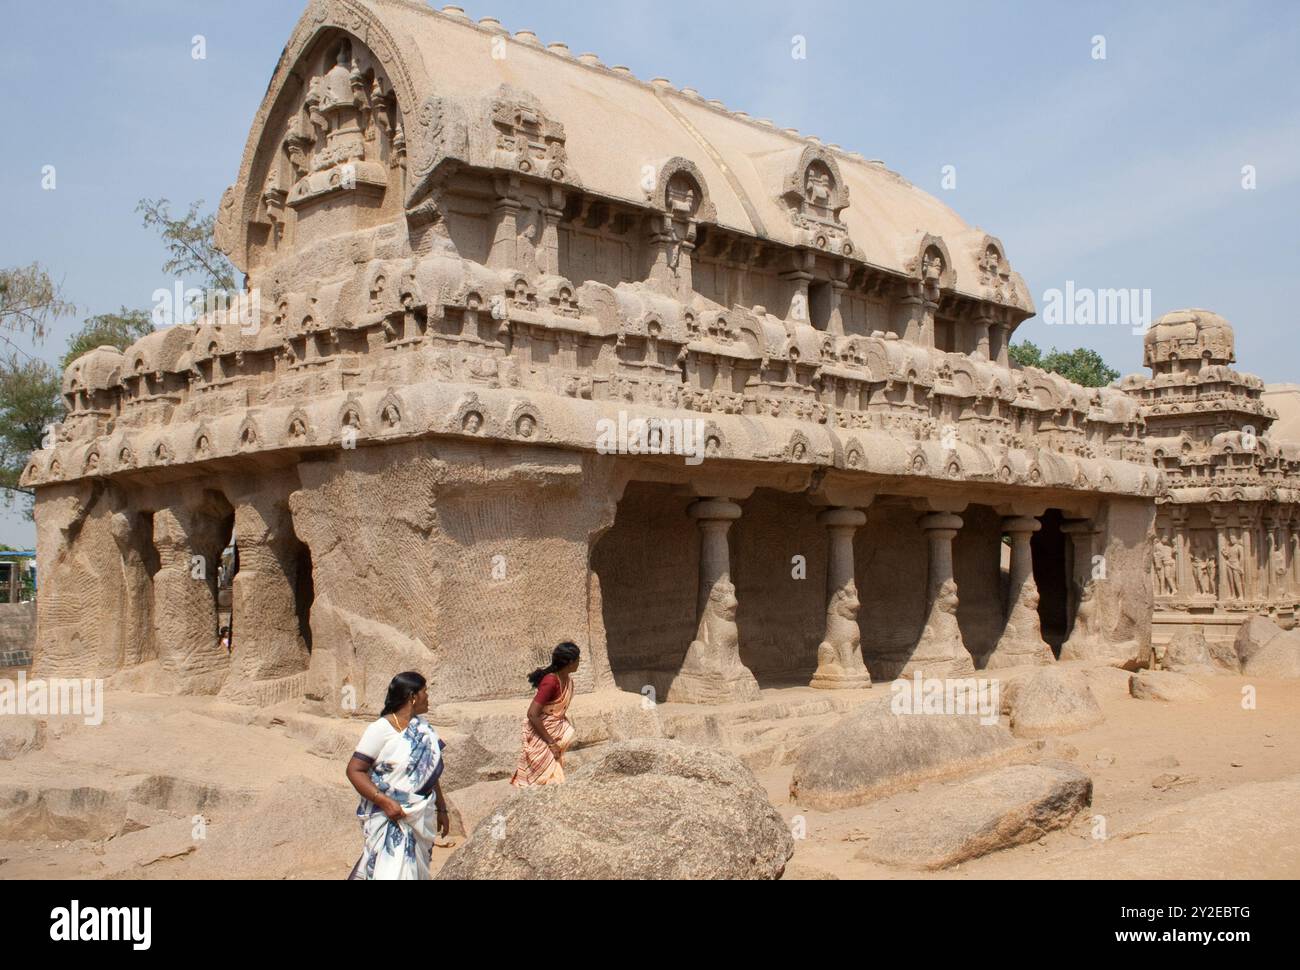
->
[345, 672, 450, 880]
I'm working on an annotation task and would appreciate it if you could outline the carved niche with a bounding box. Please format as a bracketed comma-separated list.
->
[488, 85, 575, 184]
[974, 236, 1017, 305]
[281, 36, 402, 210]
[779, 147, 853, 256]
[644, 157, 715, 275]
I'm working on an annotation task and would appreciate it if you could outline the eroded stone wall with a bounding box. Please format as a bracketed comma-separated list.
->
[293, 440, 620, 714]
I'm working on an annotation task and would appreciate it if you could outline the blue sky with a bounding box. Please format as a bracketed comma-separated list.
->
[2, 0, 1298, 545]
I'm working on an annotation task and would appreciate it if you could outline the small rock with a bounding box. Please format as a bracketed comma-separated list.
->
[0, 718, 46, 761]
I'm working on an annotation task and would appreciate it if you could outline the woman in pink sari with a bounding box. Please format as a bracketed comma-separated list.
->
[511, 642, 580, 787]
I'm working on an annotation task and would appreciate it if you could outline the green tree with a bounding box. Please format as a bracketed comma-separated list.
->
[137, 196, 238, 295]
[1009, 340, 1119, 388]
[62, 307, 155, 369]
[0, 354, 62, 512]
[0, 262, 75, 348]
[0, 263, 72, 514]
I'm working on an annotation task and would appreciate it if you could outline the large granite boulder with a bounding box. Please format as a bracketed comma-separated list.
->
[1242, 628, 1300, 679]
[436, 739, 792, 880]
[859, 763, 1092, 869]
[1161, 629, 1220, 674]
[1129, 670, 1211, 702]
[1006, 667, 1104, 738]
[789, 695, 1019, 811]
[1234, 615, 1285, 669]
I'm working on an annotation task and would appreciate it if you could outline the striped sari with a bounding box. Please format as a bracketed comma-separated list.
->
[510, 675, 576, 787]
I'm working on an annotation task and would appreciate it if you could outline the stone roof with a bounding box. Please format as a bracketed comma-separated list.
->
[219, 0, 1033, 313]
[1143, 308, 1235, 367]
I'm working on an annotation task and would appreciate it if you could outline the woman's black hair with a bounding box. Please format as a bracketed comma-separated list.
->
[527, 641, 580, 689]
[380, 671, 427, 717]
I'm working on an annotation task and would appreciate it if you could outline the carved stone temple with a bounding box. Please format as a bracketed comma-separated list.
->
[1119, 310, 1300, 652]
[26, 0, 1171, 715]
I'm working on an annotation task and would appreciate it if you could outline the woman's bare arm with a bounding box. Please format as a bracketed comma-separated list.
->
[526, 700, 557, 747]
[346, 756, 404, 821]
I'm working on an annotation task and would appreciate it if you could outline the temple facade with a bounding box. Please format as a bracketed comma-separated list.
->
[1120, 310, 1300, 651]
[24, 0, 1159, 716]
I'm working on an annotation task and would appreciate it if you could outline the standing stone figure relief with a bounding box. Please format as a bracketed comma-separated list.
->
[1153, 535, 1177, 596]
[1190, 543, 1208, 595]
[1224, 533, 1246, 601]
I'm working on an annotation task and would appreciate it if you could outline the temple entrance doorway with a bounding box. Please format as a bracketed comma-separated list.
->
[591, 481, 698, 697]
[1032, 509, 1071, 656]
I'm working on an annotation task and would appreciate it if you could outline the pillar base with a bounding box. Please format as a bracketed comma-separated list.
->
[983, 640, 1054, 669]
[898, 649, 976, 678]
[810, 665, 872, 690]
[666, 649, 762, 704]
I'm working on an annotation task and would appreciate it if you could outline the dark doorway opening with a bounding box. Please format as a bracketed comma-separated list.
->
[1032, 509, 1070, 656]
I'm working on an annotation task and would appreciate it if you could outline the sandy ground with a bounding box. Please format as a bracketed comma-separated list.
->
[767, 670, 1300, 879]
[0, 668, 1296, 879]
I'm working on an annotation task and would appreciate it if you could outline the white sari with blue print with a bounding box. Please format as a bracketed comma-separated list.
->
[351, 715, 445, 881]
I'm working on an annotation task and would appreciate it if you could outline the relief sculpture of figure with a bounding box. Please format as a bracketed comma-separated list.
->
[810, 582, 870, 688]
[668, 580, 760, 703]
[1224, 534, 1246, 600]
[1153, 536, 1176, 596]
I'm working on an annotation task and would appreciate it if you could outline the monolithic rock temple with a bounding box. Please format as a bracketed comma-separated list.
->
[1120, 311, 1300, 651]
[22, 1, 1297, 716]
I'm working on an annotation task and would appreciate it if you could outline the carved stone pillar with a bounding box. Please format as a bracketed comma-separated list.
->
[906, 511, 974, 675]
[1169, 507, 1191, 597]
[781, 262, 814, 328]
[992, 322, 1011, 368]
[894, 281, 926, 344]
[487, 191, 521, 271]
[1265, 514, 1280, 602]
[221, 488, 311, 700]
[826, 268, 849, 337]
[1242, 509, 1260, 602]
[647, 213, 696, 301]
[920, 288, 940, 348]
[1211, 508, 1228, 602]
[1290, 523, 1300, 593]
[667, 499, 760, 703]
[810, 507, 870, 689]
[152, 505, 229, 694]
[986, 516, 1053, 668]
[537, 204, 560, 276]
[973, 312, 993, 360]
